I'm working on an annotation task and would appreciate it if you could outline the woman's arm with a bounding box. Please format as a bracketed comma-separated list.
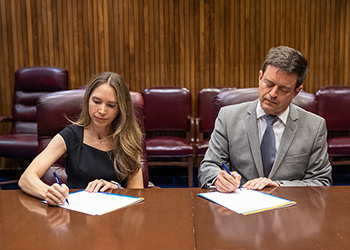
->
[126, 167, 144, 189]
[19, 134, 69, 204]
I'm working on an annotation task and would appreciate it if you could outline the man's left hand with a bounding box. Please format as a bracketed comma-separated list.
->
[242, 177, 280, 190]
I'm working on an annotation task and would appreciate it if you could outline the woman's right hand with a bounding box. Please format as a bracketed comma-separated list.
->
[45, 183, 69, 206]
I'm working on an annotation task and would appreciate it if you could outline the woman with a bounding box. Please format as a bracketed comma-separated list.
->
[19, 72, 143, 205]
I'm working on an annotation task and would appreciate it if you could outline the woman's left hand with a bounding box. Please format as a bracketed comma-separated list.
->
[85, 179, 121, 193]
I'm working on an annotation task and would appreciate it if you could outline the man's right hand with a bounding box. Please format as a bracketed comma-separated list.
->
[214, 170, 241, 193]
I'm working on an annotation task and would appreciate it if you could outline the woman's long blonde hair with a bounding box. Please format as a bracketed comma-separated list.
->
[75, 72, 142, 180]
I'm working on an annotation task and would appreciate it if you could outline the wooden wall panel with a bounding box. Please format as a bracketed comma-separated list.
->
[1, 0, 350, 136]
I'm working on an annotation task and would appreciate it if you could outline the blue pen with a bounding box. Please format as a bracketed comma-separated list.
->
[53, 171, 69, 205]
[222, 162, 242, 191]
[111, 180, 122, 189]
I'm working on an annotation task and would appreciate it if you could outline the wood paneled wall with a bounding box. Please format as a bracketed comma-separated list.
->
[1, 0, 350, 136]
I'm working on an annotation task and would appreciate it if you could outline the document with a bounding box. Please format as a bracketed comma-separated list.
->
[56, 190, 144, 216]
[198, 189, 296, 215]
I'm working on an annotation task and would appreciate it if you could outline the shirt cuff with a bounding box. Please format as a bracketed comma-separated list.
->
[205, 176, 218, 189]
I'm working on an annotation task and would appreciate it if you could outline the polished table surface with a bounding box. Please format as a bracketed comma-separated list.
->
[1, 186, 349, 250]
[0, 188, 195, 250]
[195, 186, 350, 250]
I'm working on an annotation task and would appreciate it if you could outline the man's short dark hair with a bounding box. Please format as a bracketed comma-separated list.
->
[262, 46, 309, 88]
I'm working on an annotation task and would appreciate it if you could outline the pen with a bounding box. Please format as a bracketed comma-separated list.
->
[222, 162, 242, 191]
[111, 180, 122, 189]
[53, 171, 69, 205]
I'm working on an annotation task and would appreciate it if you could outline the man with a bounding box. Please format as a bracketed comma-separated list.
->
[198, 46, 332, 192]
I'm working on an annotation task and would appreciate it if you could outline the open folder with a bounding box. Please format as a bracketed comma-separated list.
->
[198, 188, 296, 215]
[54, 190, 144, 216]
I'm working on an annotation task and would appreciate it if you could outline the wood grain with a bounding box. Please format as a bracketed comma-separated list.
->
[1, 0, 350, 136]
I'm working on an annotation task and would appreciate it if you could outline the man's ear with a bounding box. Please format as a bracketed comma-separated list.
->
[294, 85, 303, 97]
[259, 70, 263, 81]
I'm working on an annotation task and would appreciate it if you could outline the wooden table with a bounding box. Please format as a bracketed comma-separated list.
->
[194, 186, 350, 250]
[1, 186, 349, 249]
[0, 188, 195, 250]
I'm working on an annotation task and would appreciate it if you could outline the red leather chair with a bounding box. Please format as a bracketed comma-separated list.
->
[213, 87, 318, 119]
[37, 89, 149, 188]
[195, 87, 235, 165]
[0, 67, 68, 161]
[213, 87, 259, 119]
[316, 86, 350, 166]
[142, 87, 195, 187]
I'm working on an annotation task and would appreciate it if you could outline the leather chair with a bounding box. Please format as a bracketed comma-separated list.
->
[213, 87, 318, 119]
[316, 86, 350, 166]
[37, 89, 150, 188]
[195, 87, 235, 166]
[0, 67, 68, 161]
[213, 87, 259, 119]
[142, 87, 195, 187]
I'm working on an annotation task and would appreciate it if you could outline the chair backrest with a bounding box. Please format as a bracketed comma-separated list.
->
[130, 92, 149, 187]
[292, 90, 318, 114]
[316, 86, 350, 131]
[142, 87, 192, 132]
[37, 89, 149, 188]
[12, 66, 68, 134]
[213, 87, 318, 120]
[197, 87, 235, 133]
[213, 88, 258, 119]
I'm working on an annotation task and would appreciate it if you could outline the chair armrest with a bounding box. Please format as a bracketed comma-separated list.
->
[0, 116, 12, 123]
[188, 116, 196, 145]
[195, 117, 201, 144]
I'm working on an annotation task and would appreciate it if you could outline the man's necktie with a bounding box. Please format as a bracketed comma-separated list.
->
[261, 115, 279, 177]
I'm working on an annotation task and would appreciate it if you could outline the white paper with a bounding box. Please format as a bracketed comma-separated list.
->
[58, 190, 144, 215]
[198, 188, 296, 215]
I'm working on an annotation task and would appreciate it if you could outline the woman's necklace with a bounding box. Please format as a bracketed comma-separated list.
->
[88, 130, 113, 145]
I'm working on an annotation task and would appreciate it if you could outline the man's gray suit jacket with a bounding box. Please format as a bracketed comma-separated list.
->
[198, 100, 332, 187]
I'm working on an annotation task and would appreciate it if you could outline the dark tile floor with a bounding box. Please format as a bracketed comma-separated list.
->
[150, 164, 350, 188]
[149, 166, 199, 188]
[1, 165, 349, 190]
[331, 165, 350, 186]
[0, 170, 21, 190]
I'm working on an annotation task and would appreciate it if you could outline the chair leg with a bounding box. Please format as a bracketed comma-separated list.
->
[196, 156, 204, 168]
[188, 157, 193, 188]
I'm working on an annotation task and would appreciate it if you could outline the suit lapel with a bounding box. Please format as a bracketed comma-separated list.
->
[269, 104, 298, 178]
[246, 100, 265, 176]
